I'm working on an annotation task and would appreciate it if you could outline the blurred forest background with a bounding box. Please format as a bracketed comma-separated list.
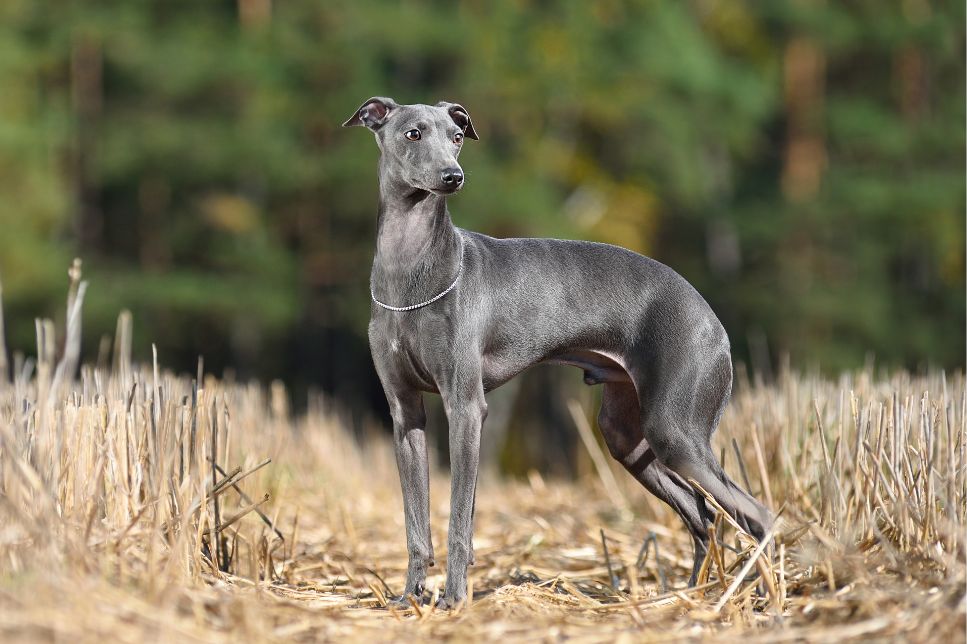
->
[0, 1, 964, 456]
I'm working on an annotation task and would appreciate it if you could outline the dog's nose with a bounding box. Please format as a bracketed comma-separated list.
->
[441, 168, 464, 187]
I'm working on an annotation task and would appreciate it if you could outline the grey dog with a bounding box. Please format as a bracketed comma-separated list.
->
[343, 97, 772, 608]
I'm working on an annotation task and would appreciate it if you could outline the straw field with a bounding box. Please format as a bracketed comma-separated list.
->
[0, 272, 964, 642]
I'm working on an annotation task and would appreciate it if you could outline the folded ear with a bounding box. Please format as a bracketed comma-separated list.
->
[342, 97, 398, 130]
[437, 101, 479, 140]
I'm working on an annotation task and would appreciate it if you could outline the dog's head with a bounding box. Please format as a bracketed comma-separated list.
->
[343, 97, 478, 195]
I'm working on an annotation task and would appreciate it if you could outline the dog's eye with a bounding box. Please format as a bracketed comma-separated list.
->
[404, 129, 421, 141]
[453, 132, 464, 144]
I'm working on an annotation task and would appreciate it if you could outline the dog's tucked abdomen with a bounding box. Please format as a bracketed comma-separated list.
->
[464, 231, 728, 396]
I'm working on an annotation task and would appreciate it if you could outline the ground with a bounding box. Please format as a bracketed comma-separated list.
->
[0, 369, 964, 642]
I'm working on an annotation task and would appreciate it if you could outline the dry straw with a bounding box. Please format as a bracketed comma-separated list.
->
[0, 264, 964, 641]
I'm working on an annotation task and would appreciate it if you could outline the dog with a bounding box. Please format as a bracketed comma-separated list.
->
[343, 97, 771, 608]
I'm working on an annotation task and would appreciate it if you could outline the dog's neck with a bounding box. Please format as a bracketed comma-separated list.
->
[371, 173, 461, 304]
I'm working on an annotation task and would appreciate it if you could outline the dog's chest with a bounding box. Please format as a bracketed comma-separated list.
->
[370, 312, 449, 389]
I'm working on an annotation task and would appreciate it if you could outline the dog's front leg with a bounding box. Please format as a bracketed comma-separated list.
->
[388, 391, 434, 603]
[439, 384, 487, 608]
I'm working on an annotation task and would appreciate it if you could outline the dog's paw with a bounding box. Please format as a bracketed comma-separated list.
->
[387, 595, 409, 609]
[387, 588, 426, 610]
[435, 594, 465, 611]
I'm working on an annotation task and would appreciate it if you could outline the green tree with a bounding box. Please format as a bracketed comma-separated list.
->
[0, 0, 962, 408]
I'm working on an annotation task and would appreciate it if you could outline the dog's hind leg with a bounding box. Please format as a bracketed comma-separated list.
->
[637, 354, 772, 544]
[597, 382, 715, 586]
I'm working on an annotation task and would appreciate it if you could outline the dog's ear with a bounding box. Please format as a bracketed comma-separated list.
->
[438, 101, 479, 140]
[342, 97, 398, 130]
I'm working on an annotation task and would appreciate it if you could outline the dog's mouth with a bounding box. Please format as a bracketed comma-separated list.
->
[408, 177, 465, 197]
[429, 184, 463, 196]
